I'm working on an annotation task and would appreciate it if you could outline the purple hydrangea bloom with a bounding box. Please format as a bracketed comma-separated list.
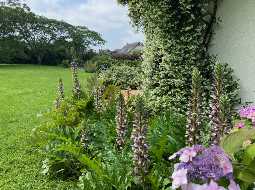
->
[177, 146, 232, 181]
[171, 145, 238, 190]
[169, 145, 206, 161]
[228, 180, 241, 190]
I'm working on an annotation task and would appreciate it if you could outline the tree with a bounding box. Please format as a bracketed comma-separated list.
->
[0, 5, 105, 65]
[0, 0, 30, 11]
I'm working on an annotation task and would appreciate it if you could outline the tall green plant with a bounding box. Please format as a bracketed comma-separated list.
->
[186, 68, 203, 146]
[54, 78, 65, 109]
[131, 98, 150, 186]
[210, 63, 233, 145]
[116, 93, 128, 150]
[71, 61, 83, 99]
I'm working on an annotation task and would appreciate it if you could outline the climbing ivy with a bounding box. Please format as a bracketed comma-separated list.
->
[118, 0, 238, 114]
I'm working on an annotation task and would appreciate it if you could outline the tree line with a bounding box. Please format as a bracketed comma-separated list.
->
[0, 0, 105, 65]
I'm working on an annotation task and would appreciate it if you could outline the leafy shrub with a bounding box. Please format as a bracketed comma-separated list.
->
[85, 53, 142, 89]
[111, 52, 142, 61]
[33, 97, 94, 179]
[84, 62, 97, 73]
[85, 53, 142, 72]
[78, 149, 134, 190]
[99, 64, 142, 90]
[148, 112, 186, 162]
[221, 127, 255, 189]
[84, 53, 114, 72]
[147, 112, 186, 190]
[221, 105, 255, 189]
[61, 59, 70, 68]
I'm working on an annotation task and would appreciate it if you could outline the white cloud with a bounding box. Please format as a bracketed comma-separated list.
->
[26, 0, 144, 49]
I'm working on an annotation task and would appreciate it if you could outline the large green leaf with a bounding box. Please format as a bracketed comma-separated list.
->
[243, 144, 255, 165]
[238, 168, 255, 183]
[220, 129, 255, 158]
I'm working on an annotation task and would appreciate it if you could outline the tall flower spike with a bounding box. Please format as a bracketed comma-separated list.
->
[55, 78, 64, 109]
[131, 98, 149, 184]
[71, 60, 82, 99]
[116, 93, 128, 150]
[220, 95, 232, 135]
[93, 85, 105, 113]
[210, 63, 232, 145]
[186, 68, 203, 146]
[210, 63, 223, 145]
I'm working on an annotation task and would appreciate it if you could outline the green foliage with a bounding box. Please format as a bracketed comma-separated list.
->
[78, 149, 134, 190]
[85, 53, 114, 72]
[221, 129, 255, 189]
[147, 112, 186, 189]
[148, 112, 186, 162]
[61, 59, 70, 68]
[88, 53, 143, 89]
[34, 73, 187, 189]
[86, 53, 141, 72]
[84, 62, 97, 73]
[0, 5, 104, 65]
[34, 97, 94, 179]
[118, 0, 239, 116]
[99, 64, 142, 90]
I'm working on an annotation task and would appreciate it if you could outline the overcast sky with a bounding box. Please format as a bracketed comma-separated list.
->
[26, 0, 144, 50]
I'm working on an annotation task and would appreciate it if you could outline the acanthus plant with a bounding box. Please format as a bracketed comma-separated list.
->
[71, 60, 83, 99]
[186, 68, 203, 146]
[210, 63, 232, 145]
[93, 84, 105, 113]
[169, 145, 240, 190]
[116, 93, 128, 150]
[55, 78, 64, 109]
[131, 98, 150, 185]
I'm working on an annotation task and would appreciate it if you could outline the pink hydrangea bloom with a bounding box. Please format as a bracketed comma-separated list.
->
[172, 168, 188, 189]
[181, 181, 226, 190]
[228, 180, 241, 190]
[217, 155, 233, 175]
[180, 148, 197, 162]
[235, 122, 245, 129]
[181, 183, 208, 190]
[207, 180, 226, 190]
[239, 106, 255, 126]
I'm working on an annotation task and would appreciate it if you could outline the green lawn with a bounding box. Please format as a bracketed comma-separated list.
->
[0, 65, 90, 190]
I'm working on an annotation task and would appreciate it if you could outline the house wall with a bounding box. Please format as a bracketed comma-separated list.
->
[210, 0, 255, 104]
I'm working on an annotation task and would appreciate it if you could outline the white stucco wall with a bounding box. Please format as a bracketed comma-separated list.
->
[210, 0, 255, 104]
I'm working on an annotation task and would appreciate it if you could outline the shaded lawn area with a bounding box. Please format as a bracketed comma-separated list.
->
[0, 65, 90, 190]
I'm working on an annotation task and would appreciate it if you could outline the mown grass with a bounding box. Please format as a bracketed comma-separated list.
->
[0, 65, 90, 190]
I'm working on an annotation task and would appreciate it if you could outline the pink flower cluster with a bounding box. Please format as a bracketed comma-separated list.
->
[239, 105, 255, 126]
[169, 145, 240, 190]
